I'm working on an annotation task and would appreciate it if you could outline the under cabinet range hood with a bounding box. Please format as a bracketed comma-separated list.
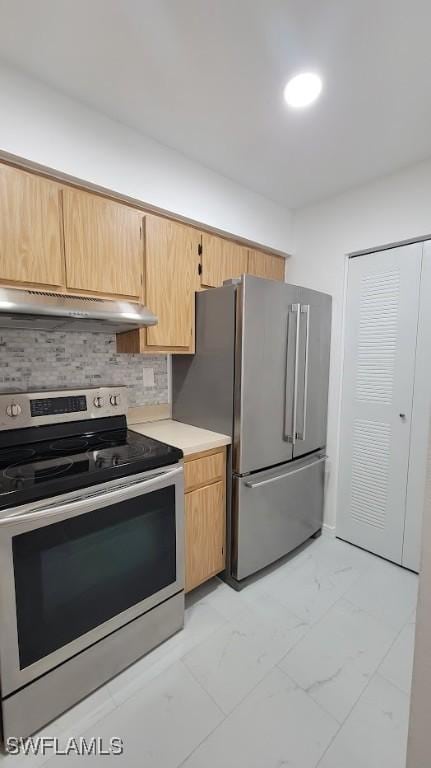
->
[0, 287, 158, 333]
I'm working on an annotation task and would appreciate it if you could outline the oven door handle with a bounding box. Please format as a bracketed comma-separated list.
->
[0, 466, 184, 526]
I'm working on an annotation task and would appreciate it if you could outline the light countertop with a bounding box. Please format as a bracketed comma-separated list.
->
[130, 419, 231, 457]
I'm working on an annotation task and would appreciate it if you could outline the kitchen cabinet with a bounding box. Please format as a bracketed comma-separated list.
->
[184, 449, 225, 493]
[62, 187, 143, 299]
[248, 249, 285, 281]
[117, 215, 201, 353]
[0, 164, 64, 289]
[201, 232, 249, 287]
[0, 162, 288, 338]
[183, 446, 226, 592]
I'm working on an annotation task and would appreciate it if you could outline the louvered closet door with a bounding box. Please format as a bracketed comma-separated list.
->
[337, 244, 422, 564]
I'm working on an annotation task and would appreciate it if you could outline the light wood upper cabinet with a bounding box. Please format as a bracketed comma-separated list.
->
[201, 233, 249, 287]
[145, 215, 201, 350]
[0, 164, 64, 288]
[248, 249, 285, 281]
[62, 188, 143, 299]
[0, 163, 288, 347]
[117, 214, 201, 354]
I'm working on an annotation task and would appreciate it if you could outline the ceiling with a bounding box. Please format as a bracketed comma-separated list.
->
[1, 0, 431, 208]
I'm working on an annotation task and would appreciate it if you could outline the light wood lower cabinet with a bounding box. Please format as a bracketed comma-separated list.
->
[184, 447, 226, 592]
[0, 164, 65, 289]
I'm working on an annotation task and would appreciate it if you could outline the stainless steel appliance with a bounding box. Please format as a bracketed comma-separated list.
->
[173, 275, 331, 586]
[0, 286, 157, 332]
[0, 387, 184, 740]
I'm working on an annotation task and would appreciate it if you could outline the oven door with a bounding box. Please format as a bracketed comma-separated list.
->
[0, 464, 184, 696]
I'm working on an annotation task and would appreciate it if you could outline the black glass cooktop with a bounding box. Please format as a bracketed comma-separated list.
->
[0, 415, 183, 511]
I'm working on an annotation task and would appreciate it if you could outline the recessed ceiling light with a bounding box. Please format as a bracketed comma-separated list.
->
[284, 72, 322, 108]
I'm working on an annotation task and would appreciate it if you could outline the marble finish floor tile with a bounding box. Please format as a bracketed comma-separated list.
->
[181, 667, 339, 768]
[108, 597, 226, 704]
[378, 620, 416, 694]
[182, 596, 308, 714]
[254, 540, 365, 625]
[342, 556, 418, 632]
[0, 688, 116, 768]
[45, 662, 224, 768]
[317, 674, 410, 768]
[279, 598, 397, 723]
[186, 577, 249, 623]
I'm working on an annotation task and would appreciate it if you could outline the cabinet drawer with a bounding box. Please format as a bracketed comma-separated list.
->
[184, 449, 225, 492]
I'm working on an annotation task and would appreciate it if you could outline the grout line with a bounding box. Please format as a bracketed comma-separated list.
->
[314, 622, 412, 768]
[180, 658, 226, 719]
[175, 673, 228, 768]
[341, 595, 414, 636]
[374, 670, 412, 699]
[176, 664, 300, 767]
[316, 658, 413, 768]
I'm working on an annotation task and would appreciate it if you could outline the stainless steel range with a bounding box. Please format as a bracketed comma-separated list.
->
[0, 387, 184, 741]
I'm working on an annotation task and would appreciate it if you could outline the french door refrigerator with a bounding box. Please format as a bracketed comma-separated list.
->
[173, 275, 331, 587]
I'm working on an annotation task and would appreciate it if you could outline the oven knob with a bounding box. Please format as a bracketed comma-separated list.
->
[110, 394, 120, 407]
[6, 403, 22, 418]
[93, 396, 105, 408]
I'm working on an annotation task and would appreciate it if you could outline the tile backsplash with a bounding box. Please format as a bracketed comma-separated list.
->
[0, 330, 168, 407]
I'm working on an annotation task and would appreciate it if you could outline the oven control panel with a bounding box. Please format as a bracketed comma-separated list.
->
[0, 387, 128, 430]
[30, 395, 87, 418]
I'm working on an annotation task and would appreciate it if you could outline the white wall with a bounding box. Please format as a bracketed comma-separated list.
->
[291, 159, 431, 529]
[407, 412, 431, 766]
[0, 63, 293, 254]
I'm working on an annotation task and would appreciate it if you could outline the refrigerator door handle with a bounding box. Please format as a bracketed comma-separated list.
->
[245, 455, 327, 489]
[297, 304, 310, 441]
[285, 303, 300, 444]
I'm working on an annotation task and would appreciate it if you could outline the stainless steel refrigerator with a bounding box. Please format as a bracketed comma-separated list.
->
[173, 275, 332, 587]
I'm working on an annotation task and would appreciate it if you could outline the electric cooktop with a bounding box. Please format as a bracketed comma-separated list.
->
[0, 416, 183, 511]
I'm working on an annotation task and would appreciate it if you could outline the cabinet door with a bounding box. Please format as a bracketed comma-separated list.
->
[63, 188, 143, 299]
[185, 481, 225, 592]
[145, 215, 201, 350]
[201, 233, 248, 287]
[0, 164, 64, 288]
[248, 249, 285, 281]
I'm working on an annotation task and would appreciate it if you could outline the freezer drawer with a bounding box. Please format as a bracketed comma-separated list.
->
[232, 452, 326, 581]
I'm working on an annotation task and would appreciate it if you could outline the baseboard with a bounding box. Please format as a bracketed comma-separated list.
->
[322, 523, 336, 537]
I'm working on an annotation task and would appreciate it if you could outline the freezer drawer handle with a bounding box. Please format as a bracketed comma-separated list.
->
[245, 455, 327, 489]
